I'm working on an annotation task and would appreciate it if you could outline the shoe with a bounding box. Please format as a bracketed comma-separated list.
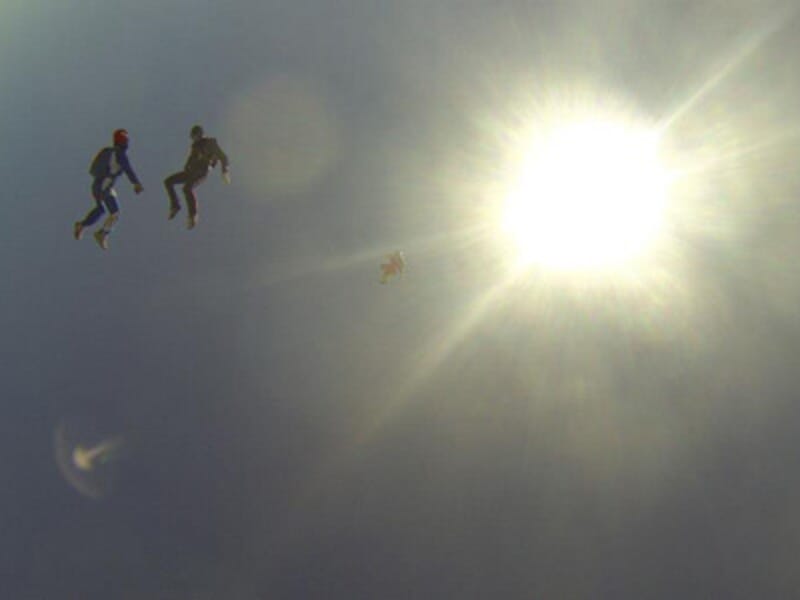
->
[73, 222, 83, 240]
[93, 230, 109, 250]
[168, 204, 180, 220]
[187, 214, 198, 230]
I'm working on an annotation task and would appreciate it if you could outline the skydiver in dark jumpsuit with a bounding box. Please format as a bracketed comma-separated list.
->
[164, 125, 230, 229]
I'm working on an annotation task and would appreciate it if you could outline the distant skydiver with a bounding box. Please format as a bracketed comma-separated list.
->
[380, 251, 406, 283]
[164, 125, 230, 230]
[73, 129, 144, 250]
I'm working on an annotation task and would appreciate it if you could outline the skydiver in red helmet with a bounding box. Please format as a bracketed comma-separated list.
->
[74, 129, 144, 250]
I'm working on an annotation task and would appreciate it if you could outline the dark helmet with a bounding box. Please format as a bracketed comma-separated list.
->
[113, 128, 129, 147]
[190, 125, 204, 139]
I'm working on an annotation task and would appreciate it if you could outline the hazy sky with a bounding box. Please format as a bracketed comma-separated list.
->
[4, 1, 800, 598]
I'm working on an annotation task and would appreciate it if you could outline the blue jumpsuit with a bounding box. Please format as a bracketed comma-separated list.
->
[79, 145, 141, 228]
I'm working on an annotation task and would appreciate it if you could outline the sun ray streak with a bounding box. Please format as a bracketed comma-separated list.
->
[255, 231, 513, 551]
[658, 7, 794, 134]
[290, 268, 524, 516]
[672, 124, 800, 182]
[355, 269, 523, 440]
[245, 225, 487, 291]
[148, 225, 488, 307]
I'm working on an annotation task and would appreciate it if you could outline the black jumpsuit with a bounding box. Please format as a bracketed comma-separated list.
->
[164, 137, 229, 218]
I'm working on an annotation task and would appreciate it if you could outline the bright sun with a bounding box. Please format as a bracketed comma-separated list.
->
[502, 118, 669, 272]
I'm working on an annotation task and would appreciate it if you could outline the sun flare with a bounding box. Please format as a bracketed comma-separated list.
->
[502, 118, 669, 272]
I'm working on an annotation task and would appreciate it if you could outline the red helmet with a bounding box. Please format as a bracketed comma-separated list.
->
[113, 129, 129, 147]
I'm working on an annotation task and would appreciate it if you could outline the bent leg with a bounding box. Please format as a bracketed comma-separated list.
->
[80, 200, 105, 227]
[182, 172, 207, 218]
[80, 180, 108, 226]
[99, 189, 119, 233]
[164, 171, 188, 214]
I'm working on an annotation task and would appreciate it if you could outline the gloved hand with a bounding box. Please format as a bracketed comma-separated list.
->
[133, 183, 144, 194]
[222, 170, 231, 185]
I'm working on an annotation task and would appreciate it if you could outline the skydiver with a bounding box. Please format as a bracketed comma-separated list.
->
[380, 251, 406, 283]
[73, 129, 144, 250]
[164, 125, 230, 230]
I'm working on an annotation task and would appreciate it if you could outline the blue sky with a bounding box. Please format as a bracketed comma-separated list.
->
[3, 1, 800, 597]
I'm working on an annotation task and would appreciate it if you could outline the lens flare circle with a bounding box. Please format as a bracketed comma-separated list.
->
[224, 76, 341, 199]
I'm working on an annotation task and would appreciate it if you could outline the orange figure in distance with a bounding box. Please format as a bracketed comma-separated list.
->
[380, 251, 406, 284]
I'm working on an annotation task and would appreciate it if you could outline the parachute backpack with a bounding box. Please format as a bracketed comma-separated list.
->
[89, 130, 128, 177]
[88, 147, 113, 178]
